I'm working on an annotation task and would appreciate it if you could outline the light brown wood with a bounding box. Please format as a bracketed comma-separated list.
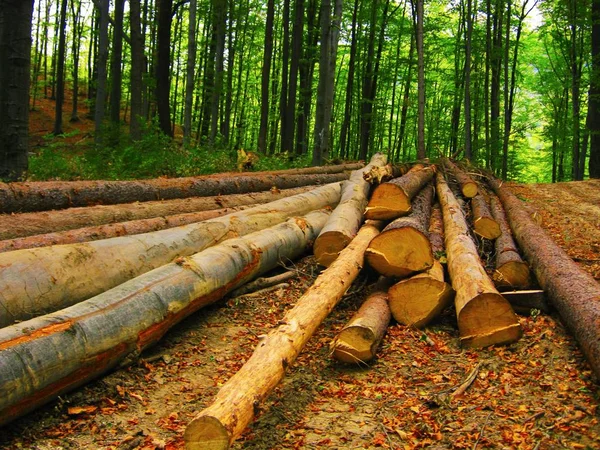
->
[441, 158, 478, 198]
[471, 193, 501, 240]
[436, 173, 521, 348]
[362, 163, 408, 185]
[364, 164, 435, 220]
[331, 277, 393, 363]
[184, 221, 384, 450]
[314, 153, 387, 266]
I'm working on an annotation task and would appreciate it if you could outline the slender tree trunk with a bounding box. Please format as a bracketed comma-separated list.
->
[339, 0, 359, 160]
[52, 0, 67, 135]
[279, 0, 291, 154]
[501, 0, 511, 179]
[359, 0, 378, 161]
[570, 0, 581, 180]
[590, 0, 600, 178]
[209, 0, 226, 144]
[464, 0, 473, 160]
[283, 0, 304, 154]
[490, 0, 503, 173]
[258, 0, 275, 154]
[30, 1, 42, 112]
[129, 0, 144, 140]
[69, 0, 82, 122]
[156, 0, 173, 137]
[94, 0, 109, 143]
[397, 33, 415, 160]
[109, 0, 125, 127]
[416, 0, 426, 159]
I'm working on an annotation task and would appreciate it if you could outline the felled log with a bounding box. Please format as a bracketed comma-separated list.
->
[364, 164, 435, 220]
[501, 290, 550, 315]
[0, 210, 330, 426]
[365, 184, 434, 278]
[0, 185, 316, 241]
[441, 158, 478, 198]
[436, 173, 521, 348]
[0, 205, 252, 253]
[471, 192, 501, 240]
[362, 163, 408, 184]
[489, 194, 531, 289]
[0, 171, 349, 213]
[488, 177, 600, 378]
[331, 277, 393, 363]
[313, 153, 387, 266]
[0, 183, 342, 328]
[184, 221, 384, 449]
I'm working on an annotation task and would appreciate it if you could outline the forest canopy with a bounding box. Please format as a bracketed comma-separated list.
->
[0, 0, 599, 183]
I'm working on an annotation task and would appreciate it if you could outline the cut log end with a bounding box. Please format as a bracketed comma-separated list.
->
[458, 292, 522, 348]
[184, 415, 231, 450]
[473, 217, 501, 240]
[332, 326, 377, 363]
[366, 228, 433, 278]
[364, 184, 411, 220]
[462, 182, 478, 198]
[494, 261, 531, 289]
[314, 232, 352, 267]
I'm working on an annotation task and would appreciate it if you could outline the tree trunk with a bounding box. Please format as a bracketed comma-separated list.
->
[258, 0, 274, 154]
[471, 193, 501, 240]
[365, 164, 435, 220]
[366, 183, 434, 278]
[416, 0, 426, 159]
[182, 0, 196, 145]
[436, 172, 521, 348]
[331, 277, 393, 363]
[69, 0, 83, 122]
[0, 0, 33, 181]
[0, 184, 342, 327]
[156, 0, 173, 137]
[52, 0, 68, 135]
[109, 0, 125, 125]
[441, 158, 478, 197]
[590, 0, 600, 178]
[0, 210, 329, 427]
[339, 0, 359, 159]
[129, 0, 144, 140]
[464, 0, 473, 160]
[209, 0, 226, 144]
[184, 220, 383, 449]
[94, 0, 109, 143]
[314, 153, 387, 266]
[0, 185, 319, 240]
[488, 177, 600, 377]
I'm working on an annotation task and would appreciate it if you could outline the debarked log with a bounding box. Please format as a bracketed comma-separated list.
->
[184, 220, 384, 450]
[436, 173, 521, 348]
[0, 183, 342, 328]
[0, 210, 330, 426]
[471, 193, 501, 240]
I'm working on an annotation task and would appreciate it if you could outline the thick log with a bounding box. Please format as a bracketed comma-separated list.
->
[0, 186, 316, 241]
[501, 290, 550, 315]
[0, 206, 252, 253]
[0, 171, 349, 213]
[488, 177, 600, 378]
[365, 184, 434, 278]
[489, 195, 531, 289]
[0, 210, 330, 426]
[471, 193, 501, 240]
[441, 159, 478, 198]
[436, 173, 521, 348]
[0, 183, 342, 327]
[331, 277, 393, 363]
[184, 221, 384, 450]
[364, 164, 435, 220]
[314, 153, 387, 266]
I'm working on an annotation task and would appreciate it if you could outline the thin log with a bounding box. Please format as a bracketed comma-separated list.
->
[488, 177, 600, 378]
[331, 277, 393, 363]
[0, 205, 252, 253]
[441, 158, 478, 198]
[364, 164, 435, 220]
[471, 193, 501, 240]
[362, 163, 409, 184]
[0, 210, 330, 426]
[229, 270, 297, 297]
[183, 221, 384, 450]
[489, 194, 531, 289]
[0, 183, 342, 328]
[501, 290, 550, 315]
[436, 173, 521, 348]
[0, 171, 349, 213]
[0, 186, 317, 241]
[314, 153, 387, 266]
[366, 184, 434, 278]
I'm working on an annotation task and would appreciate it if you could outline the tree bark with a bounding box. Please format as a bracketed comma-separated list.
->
[258, 0, 274, 154]
[365, 164, 435, 220]
[0, 184, 342, 327]
[94, 0, 109, 144]
[129, 0, 144, 140]
[184, 220, 383, 449]
[590, 0, 600, 178]
[0, 210, 329, 427]
[156, 0, 173, 137]
[436, 172, 521, 348]
[109, 0, 125, 125]
[183, 0, 196, 145]
[314, 153, 387, 266]
[366, 183, 434, 278]
[471, 193, 501, 240]
[488, 177, 600, 378]
[52, 0, 68, 135]
[331, 277, 393, 363]
[416, 0, 426, 159]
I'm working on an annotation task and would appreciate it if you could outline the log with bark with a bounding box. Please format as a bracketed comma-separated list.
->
[313, 153, 387, 266]
[183, 220, 384, 449]
[0, 183, 342, 328]
[489, 194, 531, 289]
[365, 184, 434, 278]
[330, 277, 393, 363]
[362, 163, 409, 184]
[364, 164, 435, 220]
[488, 177, 600, 378]
[387, 203, 454, 327]
[0, 185, 316, 241]
[501, 290, 550, 315]
[441, 158, 478, 198]
[471, 192, 501, 240]
[436, 173, 521, 348]
[0, 210, 330, 426]
[0, 170, 349, 213]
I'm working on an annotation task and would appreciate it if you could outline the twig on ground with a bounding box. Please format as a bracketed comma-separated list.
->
[232, 283, 290, 300]
[451, 362, 481, 399]
[230, 271, 296, 297]
[472, 411, 492, 450]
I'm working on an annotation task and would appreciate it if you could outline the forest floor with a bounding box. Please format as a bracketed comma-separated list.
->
[1, 179, 600, 450]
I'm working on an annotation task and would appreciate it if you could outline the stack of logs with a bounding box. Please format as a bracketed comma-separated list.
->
[1, 157, 599, 450]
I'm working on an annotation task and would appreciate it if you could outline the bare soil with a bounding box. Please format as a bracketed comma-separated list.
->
[1, 179, 599, 449]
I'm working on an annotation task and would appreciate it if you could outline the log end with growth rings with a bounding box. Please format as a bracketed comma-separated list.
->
[473, 217, 501, 240]
[494, 261, 531, 289]
[332, 326, 377, 363]
[461, 182, 478, 198]
[314, 232, 352, 267]
[184, 415, 231, 450]
[364, 184, 411, 220]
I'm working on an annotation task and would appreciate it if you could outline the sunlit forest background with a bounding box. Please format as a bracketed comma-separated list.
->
[18, 0, 600, 182]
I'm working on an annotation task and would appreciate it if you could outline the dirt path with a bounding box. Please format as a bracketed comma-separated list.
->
[1, 181, 600, 450]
